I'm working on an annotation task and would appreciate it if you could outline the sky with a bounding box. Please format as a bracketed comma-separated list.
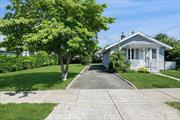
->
[0, 0, 180, 47]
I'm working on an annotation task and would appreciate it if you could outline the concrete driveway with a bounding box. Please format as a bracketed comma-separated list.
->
[68, 64, 134, 89]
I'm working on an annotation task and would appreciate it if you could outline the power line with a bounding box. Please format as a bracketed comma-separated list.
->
[158, 24, 180, 33]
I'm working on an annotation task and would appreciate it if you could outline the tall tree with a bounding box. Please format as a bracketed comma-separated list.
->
[0, 0, 114, 80]
[155, 33, 180, 65]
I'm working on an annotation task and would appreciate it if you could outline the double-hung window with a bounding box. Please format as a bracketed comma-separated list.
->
[152, 49, 157, 59]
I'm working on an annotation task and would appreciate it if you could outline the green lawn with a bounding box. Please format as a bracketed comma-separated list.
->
[166, 102, 180, 111]
[0, 103, 56, 120]
[0, 64, 85, 91]
[119, 72, 180, 89]
[161, 70, 180, 78]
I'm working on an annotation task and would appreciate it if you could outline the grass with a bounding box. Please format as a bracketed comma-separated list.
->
[0, 64, 85, 91]
[166, 102, 180, 111]
[0, 103, 56, 120]
[119, 72, 180, 89]
[161, 70, 180, 78]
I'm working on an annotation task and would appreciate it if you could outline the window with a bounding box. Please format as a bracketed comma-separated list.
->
[131, 49, 134, 59]
[152, 49, 157, 59]
[135, 49, 139, 59]
[128, 49, 130, 59]
[140, 49, 143, 59]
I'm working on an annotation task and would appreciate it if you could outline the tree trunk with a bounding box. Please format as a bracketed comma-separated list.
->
[59, 56, 70, 81]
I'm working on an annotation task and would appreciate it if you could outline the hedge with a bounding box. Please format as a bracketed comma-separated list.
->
[0, 51, 58, 73]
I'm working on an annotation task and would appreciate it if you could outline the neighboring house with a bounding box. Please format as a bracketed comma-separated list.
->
[0, 48, 15, 56]
[102, 32, 174, 72]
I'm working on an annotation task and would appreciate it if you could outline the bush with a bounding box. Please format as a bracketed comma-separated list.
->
[49, 53, 58, 65]
[21, 56, 36, 69]
[71, 55, 81, 64]
[0, 51, 58, 73]
[0, 63, 14, 73]
[81, 54, 92, 65]
[109, 50, 130, 73]
[138, 67, 149, 73]
[35, 51, 50, 67]
[92, 54, 102, 63]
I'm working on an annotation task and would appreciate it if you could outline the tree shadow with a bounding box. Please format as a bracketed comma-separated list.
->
[0, 72, 78, 92]
[88, 64, 108, 73]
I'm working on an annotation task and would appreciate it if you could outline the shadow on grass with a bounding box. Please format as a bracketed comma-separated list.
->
[0, 72, 78, 92]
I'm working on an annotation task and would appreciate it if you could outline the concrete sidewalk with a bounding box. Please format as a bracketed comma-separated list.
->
[0, 89, 180, 120]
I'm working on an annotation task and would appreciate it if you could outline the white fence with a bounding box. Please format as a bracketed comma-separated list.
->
[165, 61, 176, 70]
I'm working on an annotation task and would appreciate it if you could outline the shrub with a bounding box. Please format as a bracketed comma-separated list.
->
[71, 55, 81, 64]
[22, 56, 36, 69]
[81, 54, 92, 65]
[109, 50, 130, 73]
[35, 51, 50, 67]
[0, 63, 14, 73]
[49, 53, 58, 65]
[92, 54, 102, 63]
[0, 52, 58, 73]
[138, 67, 149, 73]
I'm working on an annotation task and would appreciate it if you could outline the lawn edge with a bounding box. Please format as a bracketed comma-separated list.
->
[115, 73, 137, 89]
[66, 65, 89, 90]
[165, 102, 180, 111]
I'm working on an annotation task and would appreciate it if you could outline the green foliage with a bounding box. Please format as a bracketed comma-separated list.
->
[22, 56, 36, 69]
[81, 54, 92, 65]
[49, 53, 58, 65]
[92, 53, 102, 63]
[0, 51, 58, 73]
[35, 51, 50, 67]
[109, 50, 130, 72]
[155, 33, 180, 69]
[137, 67, 149, 73]
[0, 0, 114, 79]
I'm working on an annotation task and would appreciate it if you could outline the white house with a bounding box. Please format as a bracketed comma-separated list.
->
[102, 32, 174, 72]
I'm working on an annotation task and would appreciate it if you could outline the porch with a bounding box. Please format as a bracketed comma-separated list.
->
[121, 46, 160, 72]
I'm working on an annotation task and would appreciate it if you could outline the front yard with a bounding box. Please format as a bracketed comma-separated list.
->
[161, 70, 180, 78]
[119, 72, 180, 89]
[0, 103, 56, 120]
[0, 64, 85, 91]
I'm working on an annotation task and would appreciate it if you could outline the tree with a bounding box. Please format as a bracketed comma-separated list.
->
[155, 33, 180, 69]
[0, 0, 114, 80]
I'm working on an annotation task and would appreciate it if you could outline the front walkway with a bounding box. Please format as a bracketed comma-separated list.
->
[0, 89, 180, 120]
[155, 72, 180, 81]
[68, 64, 134, 89]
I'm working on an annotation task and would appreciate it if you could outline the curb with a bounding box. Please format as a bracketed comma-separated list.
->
[66, 65, 89, 90]
[114, 73, 137, 89]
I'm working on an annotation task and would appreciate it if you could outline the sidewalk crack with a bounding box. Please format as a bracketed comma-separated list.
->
[106, 89, 124, 120]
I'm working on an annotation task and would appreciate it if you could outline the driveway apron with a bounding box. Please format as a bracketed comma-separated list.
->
[69, 64, 134, 89]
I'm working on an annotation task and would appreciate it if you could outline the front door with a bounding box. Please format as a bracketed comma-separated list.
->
[145, 48, 151, 68]
[145, 48, 157, 69]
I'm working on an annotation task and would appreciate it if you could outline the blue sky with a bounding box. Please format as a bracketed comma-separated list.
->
[0, 0, 180, 47]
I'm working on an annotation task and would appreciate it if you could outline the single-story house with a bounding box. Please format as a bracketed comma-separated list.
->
[102, 32, 175, 72]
